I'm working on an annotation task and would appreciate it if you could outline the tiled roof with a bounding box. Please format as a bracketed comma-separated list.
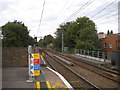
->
[105, 34, 120, 40]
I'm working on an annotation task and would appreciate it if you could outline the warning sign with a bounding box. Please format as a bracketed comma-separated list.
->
[34, 65, 40, 70]
[34, 70, 40, 76]
[30, 53, 40, 76]
[34, 54, 40, 59]
[34, 59, 40, 65]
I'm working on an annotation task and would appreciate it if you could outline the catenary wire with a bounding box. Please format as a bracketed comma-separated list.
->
[50, 0, 95, 31]
[49, 0, 75, 32]
[90, 0, 117, 18]
[63, 0, 95, 22]
[94, 9, 118, 20]
[95, 12, 118, 24]
[37, 0, 46, 36]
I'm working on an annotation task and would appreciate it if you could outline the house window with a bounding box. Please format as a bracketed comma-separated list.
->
[109, 43, 112, 48]
[118, 47, 120, 50]
[104, 43, 107, 48]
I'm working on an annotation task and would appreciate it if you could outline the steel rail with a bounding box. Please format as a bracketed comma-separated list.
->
[57, 53, 120, 83]
[47, 49, 119, 77]
[45, 51, 100, 90]
[57, 49, 118, 74]
[44, 56, 57, 71]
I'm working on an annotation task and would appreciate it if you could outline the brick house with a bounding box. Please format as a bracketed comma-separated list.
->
[102, 34, 120, 52]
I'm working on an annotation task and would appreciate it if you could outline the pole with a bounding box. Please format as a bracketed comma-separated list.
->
[26, 45, 34, 82]
[62, 30, 64, 53]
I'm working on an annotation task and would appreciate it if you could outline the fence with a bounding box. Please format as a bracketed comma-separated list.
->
[75, 49, 111, 63]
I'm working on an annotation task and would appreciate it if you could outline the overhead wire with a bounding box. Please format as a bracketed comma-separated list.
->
[85, 0, 105, 17]
[95, 8, 120, 24]
[90, 1, 119, 23]
[63, 0, 118, 26]
[49, 0, 73, 29]
[50, 0, 95, 31]
[55, 0, 74, 21]
[63, 0, 95, 23]
[87, 1, 118, 33]
[49, 0, 75, 31]
[61, 0, 118, 33]
[93, 9, 118, 21]
[90, 0, 117, 18]
[48, 0, 118, 34]
[37, 0, 45, 36]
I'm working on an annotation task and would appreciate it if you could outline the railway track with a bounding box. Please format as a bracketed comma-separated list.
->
[47, 49, 119, 74]
[44, 51, 100, 89]
[43, 49, 120, 88]
[46, 49, 120, 81]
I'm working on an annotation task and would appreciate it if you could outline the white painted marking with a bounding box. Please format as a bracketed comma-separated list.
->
[47, 67, 74, 90]
[40, 55, 46, 64]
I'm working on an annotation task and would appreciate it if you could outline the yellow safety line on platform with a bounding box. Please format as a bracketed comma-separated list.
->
[51, 80, 67, 89]
[46, 81, 51, 90]
[36, 81, 40, 90]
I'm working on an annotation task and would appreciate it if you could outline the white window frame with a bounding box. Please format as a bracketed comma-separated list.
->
[104, 43, 107, 48]
[109, 43, 112, 48]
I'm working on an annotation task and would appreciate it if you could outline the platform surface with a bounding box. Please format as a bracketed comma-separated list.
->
[2, 66, 73, 89]
[41, 66, 71, 88]
[2, 67, 35, 89]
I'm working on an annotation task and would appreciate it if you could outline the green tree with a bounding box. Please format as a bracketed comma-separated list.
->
[38, 34, 54, 48]
[54, 16, 99, 52]
[75, 40, 95, 50]
[53, 36, 61, 51]
[44, 35, 54, 46]
[38, 39, 46, 47]
[2, 20, 34, 47]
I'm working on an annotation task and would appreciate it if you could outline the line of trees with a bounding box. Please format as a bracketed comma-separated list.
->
[39, 16, 101, 53]
[2, 17, 101, 52]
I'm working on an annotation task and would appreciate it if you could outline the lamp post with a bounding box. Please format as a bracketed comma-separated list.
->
[62, 30, 64, 53]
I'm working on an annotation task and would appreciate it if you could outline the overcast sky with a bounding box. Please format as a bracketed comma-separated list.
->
[0, 0, 119, 38]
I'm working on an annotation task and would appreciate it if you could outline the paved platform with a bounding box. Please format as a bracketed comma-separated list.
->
[41, 67, 73, 89]
[2, 51, 73, 89]
[2, 67, 35, 89]
[2, 66, 73, 89]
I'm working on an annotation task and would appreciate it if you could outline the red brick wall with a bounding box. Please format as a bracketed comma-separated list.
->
[102, 35, 120, 52]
